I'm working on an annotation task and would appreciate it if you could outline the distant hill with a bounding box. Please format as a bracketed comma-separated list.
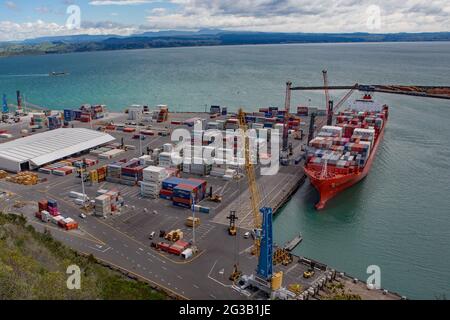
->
[1, 31, 450, 57]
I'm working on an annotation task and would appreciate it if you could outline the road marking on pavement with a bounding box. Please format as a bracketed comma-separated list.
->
[207, 260, 234, 289]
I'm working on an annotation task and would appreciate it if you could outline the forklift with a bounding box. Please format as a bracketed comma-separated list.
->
[226, 211, 238, 236]
[229, 264, 242, 282]
[207, 186, 223, 203]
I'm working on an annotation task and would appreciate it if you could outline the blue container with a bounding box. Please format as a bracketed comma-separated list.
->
[264, 123, 273, 128]
[222, 107, 228, 116]
[73, 110, 82, 120]
[173, 202, 191, 209]
[64, 109, 74, 122]
[47, 199, 57, 208]
[159, 194, 172, 200]
[199, 206, 210, 214]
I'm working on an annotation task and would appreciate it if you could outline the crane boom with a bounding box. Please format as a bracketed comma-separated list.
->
[238, 109, 262, 255]
[334, 84, 358, 113]
[237, 108, 274, 282]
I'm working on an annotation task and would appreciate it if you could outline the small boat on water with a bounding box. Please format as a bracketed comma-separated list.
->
[283, 234, 303, 252]
[50, 71, 69, 76]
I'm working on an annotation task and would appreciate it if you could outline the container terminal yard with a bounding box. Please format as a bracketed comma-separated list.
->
[0, 89, 407, 301]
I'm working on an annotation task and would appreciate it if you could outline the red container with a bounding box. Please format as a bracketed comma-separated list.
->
[158, 242, 171, 252]
[168, 245, 183, 255]
[35, 211, 42, 219]
[174, 240, 189, 251]
[123, 127, 136, 133]
[66, 222, 78, 231]
[172, 197, 193, 205]
[160, 189, 173, 197]
[38, 200, 48, 212]
[58, 220, 67, 228]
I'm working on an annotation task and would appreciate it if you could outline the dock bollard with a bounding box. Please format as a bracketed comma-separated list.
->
[353, 278, 358, 284]
[383, 289, 388, 295]
[339, 272, 345, 278]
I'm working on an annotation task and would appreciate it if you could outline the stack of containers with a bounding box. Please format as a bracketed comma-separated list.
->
[80, 113, 91, 122]
[48, 115, 62, 130]
[190, 160, 212, 176]
[95, 194, 111, 217]
[157, 105, 169, 123]
[106, 162, 123, 183]
[159, 152, 174, 168]
[141, 166, 169, 198]
[47, 199, 59, 216]
[121, 159, 143, 186]
[216, 120, 226, 130]
[160, 177, 182, 200]
[106, 190, 122, 214]
[139, 155, 153, 166]
[210, 105, 221, 114]
[172, 184, 196, 209]
[30, 113, 46, 129]
[64, 109, 74, 122]
[225, 119, 239, 130]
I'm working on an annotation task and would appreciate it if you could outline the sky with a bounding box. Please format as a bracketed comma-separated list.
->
[0, 0, 449, 41]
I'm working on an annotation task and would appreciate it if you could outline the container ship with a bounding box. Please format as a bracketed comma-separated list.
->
[304, 94, 389, 209]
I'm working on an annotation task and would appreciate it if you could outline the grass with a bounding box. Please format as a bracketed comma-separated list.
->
[0, 212, 168, 300]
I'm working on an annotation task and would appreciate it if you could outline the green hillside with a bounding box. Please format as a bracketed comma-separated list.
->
[0, 213, 167, 300]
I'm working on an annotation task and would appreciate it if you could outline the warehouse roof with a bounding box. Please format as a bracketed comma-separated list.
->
[0, 128, 115, 166]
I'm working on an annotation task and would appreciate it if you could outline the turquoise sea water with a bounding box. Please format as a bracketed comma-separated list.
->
[1, 42, 450, 299]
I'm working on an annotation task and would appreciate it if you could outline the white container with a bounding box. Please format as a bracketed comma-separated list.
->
[51, 215, 63, 225]
[181, 248, 193, 260]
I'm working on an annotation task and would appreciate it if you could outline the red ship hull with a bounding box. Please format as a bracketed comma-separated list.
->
[305, 121, 386, 210]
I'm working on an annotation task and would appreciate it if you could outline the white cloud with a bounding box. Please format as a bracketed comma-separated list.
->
[145, 0, 450, 33]
[0, 0, 449, 42]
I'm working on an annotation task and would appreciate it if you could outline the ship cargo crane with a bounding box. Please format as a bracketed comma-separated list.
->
[236, 108, 275, 289]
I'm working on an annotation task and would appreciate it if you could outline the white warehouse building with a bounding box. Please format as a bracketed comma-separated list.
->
[0, 128, 115, 172]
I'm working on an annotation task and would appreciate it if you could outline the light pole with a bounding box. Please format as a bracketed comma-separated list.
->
[80, 160, 87, 210]
[191, 197, 197, 254]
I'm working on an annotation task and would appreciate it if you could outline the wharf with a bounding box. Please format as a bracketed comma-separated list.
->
[0, 110, 402, 300]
